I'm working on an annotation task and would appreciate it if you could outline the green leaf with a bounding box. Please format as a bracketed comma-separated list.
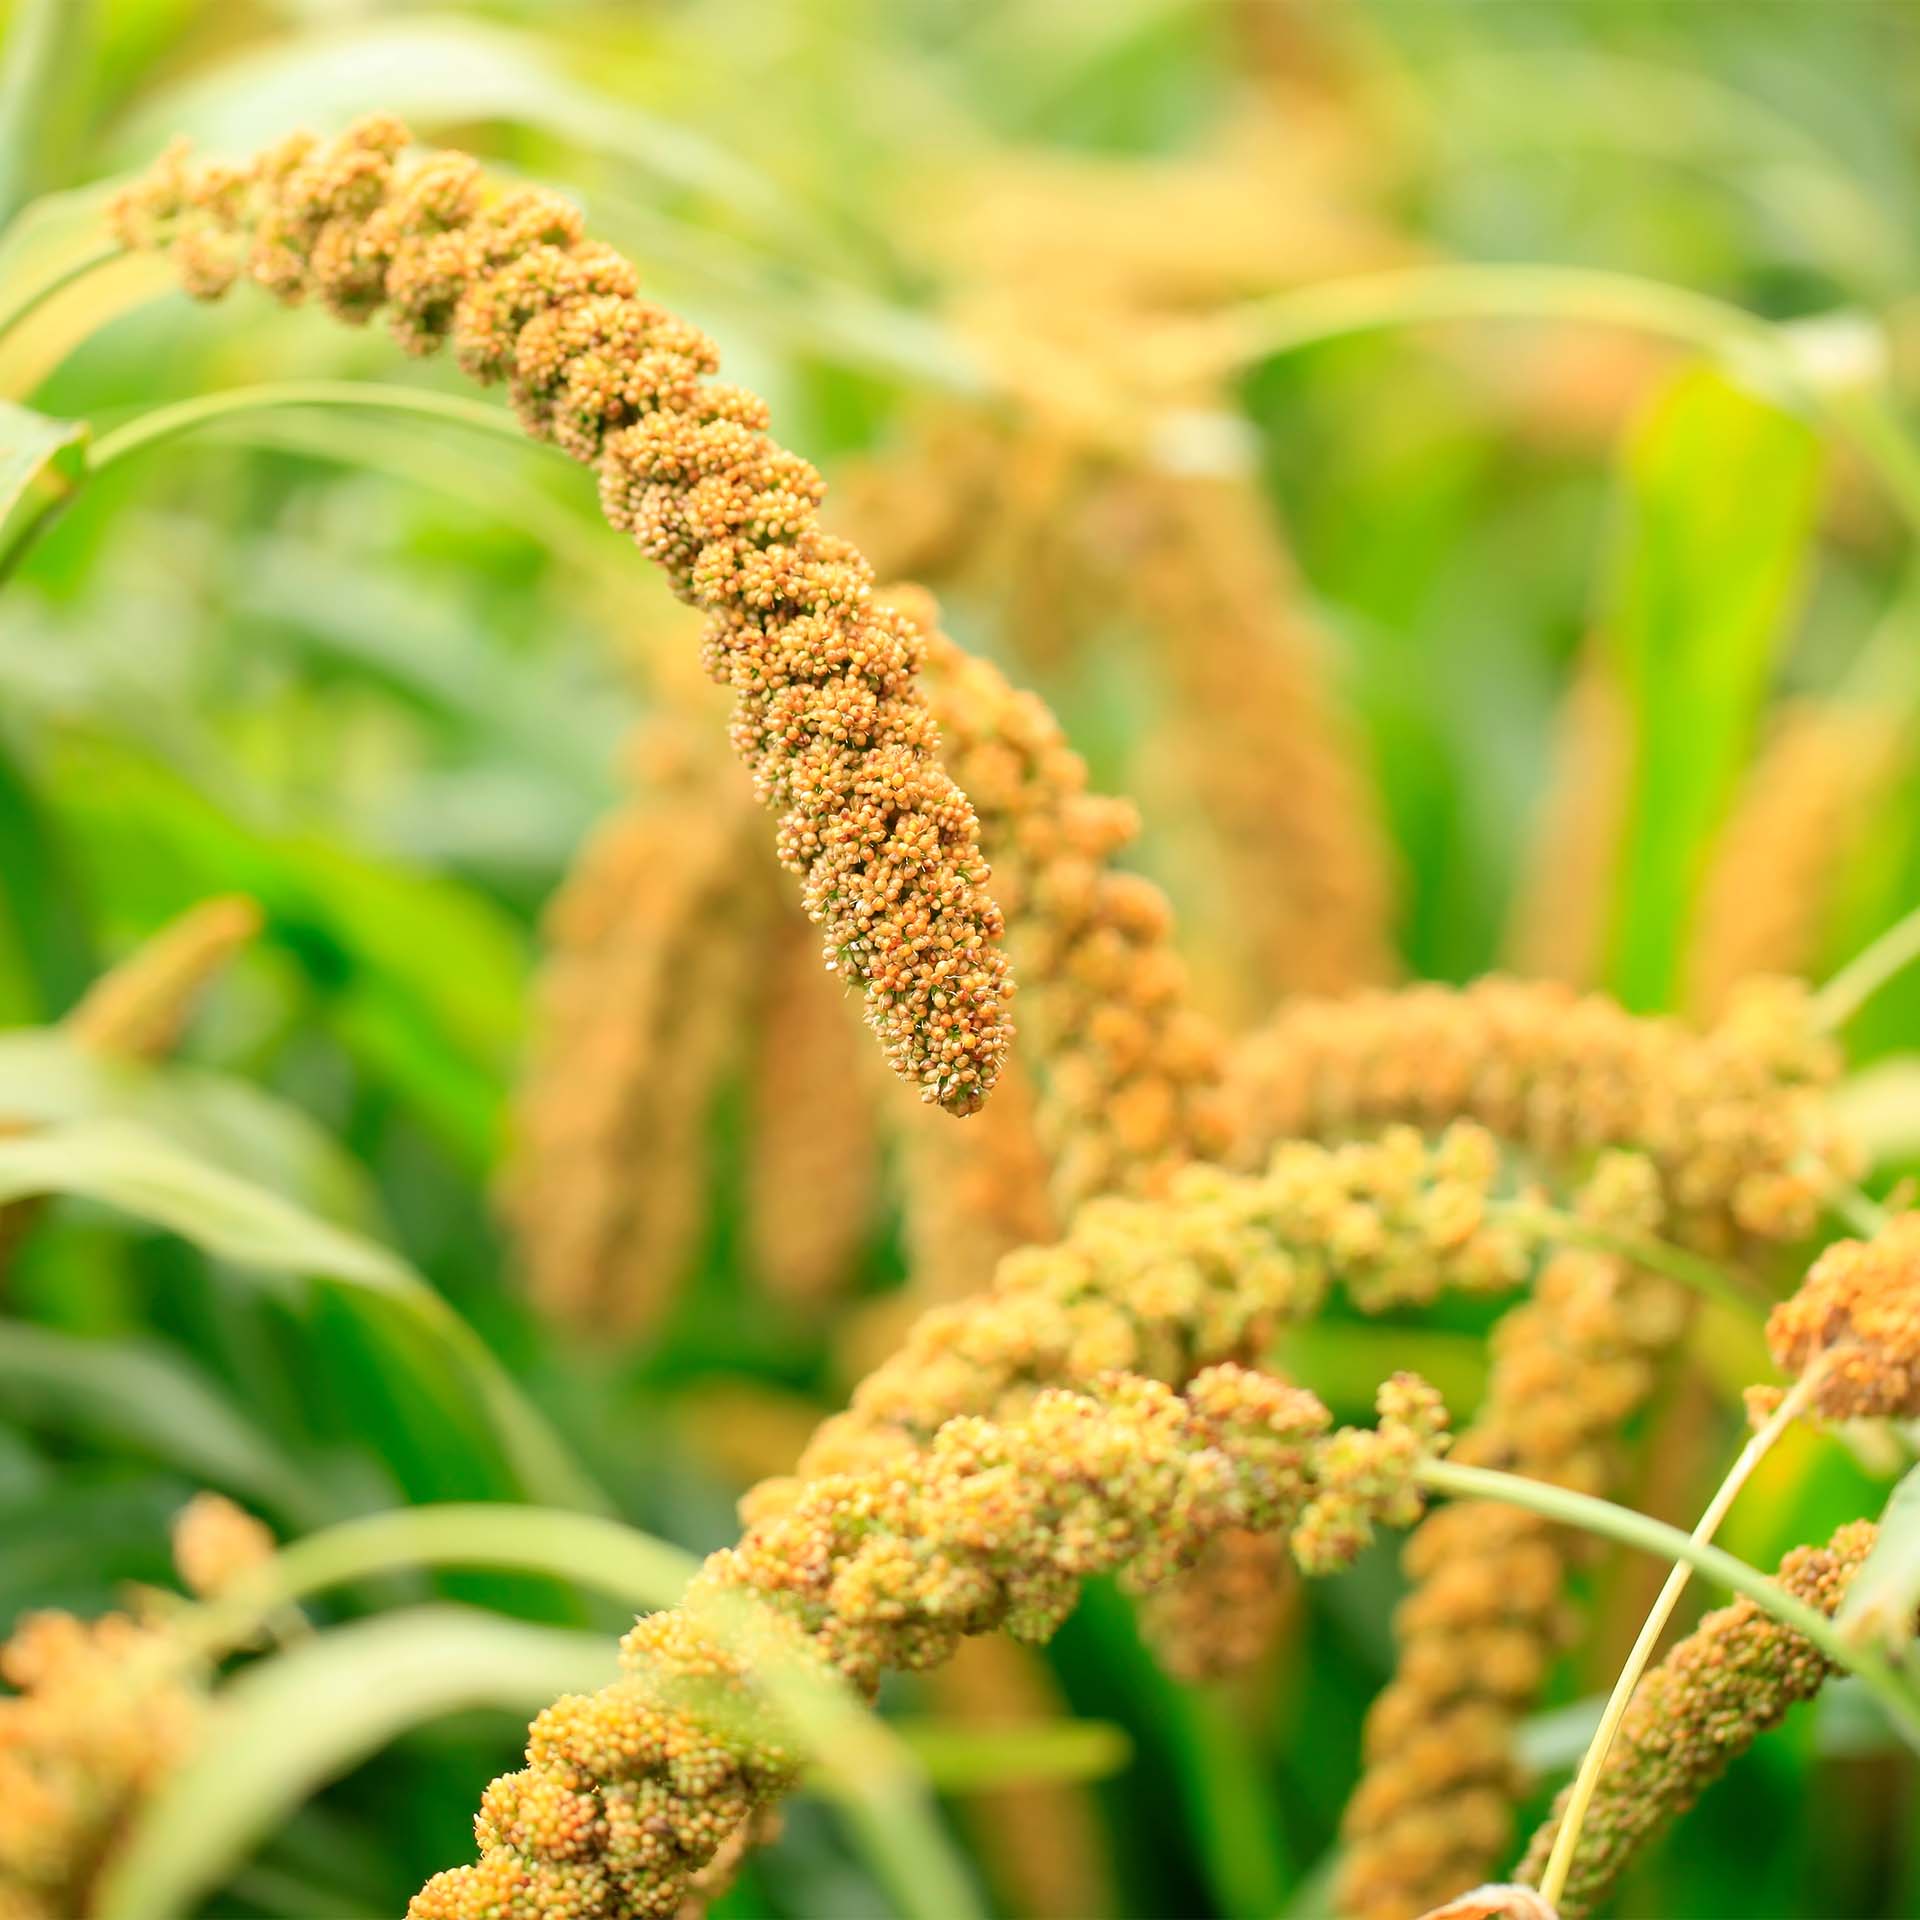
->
[0, 1120, 606, 1514]
[94, 1606, 623, 1920]
[195, 1502, 700, 1650]
[46, 743, 528, 1164]
[1601, 364, 1822, 1009]
[1838, 1462, 1920, 1655]
[894, 1716, 1134, 1791]
[0, 731, 94, 1016]
[0, 0, 93, 224]
[0, 1319, 318, 1523]
[0, 1030, 377, 1227]
[0, 395, 86, 571]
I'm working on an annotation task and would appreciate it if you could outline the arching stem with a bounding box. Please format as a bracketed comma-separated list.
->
[1536, 1362, 1826, 1908]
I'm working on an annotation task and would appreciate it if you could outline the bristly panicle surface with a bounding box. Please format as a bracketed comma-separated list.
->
[112, 116, 1013, 1115]
[1766, 1213, 1920, 1421]
[746, 1123, 1528, 1520]
[905, 591, 1234, 1209]
[1338, 1157, 1687, 1920]
[1515, 1522, 1878, 1920]
[409, 1367, 1450, 1920]
[1229, 974, 1856, 1251]
[505, 728, 767, 1340]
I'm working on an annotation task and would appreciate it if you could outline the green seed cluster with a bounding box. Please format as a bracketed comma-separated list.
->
[113, 117, 1012, 1115]
[410, 1366, 1448, 1920]
[748, 1122, 1528, 1519]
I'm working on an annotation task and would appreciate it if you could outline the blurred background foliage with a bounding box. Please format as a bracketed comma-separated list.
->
[3, 1, 1920, 1916]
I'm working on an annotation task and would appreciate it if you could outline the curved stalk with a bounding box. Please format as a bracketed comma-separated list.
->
[0, 241, 127, 348]
[1813, 899, 1920, 1033]
[1490, 1200, 1766, 1320]
[1151, 263, 1920, 539]
[1536, 1364, 1825, 1907]
[1413, 1457, 1920, 1750]
[85, 380, 537, 475]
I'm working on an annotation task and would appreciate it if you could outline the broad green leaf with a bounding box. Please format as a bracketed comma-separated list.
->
[0, 395, 86, 570]
[94, 1606, 623, 1920]
[0, 1120, 605, 1514]
[1838, 1462, 1920, 1654]
[0, 1319, 318, 1523]
[1601, 364, 1822, 1008]
[195, 1502, 700, 1650]
[0, 1030, 376, 1227]
[47, 743, 528, 1164]
[894, 1716, 1134, 1791]
[0, 0, 92, 224]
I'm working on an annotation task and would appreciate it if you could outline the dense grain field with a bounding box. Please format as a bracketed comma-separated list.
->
[4, 4, 1920, 1917]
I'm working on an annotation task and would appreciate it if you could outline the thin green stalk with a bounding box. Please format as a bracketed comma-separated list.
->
[1414, 1458, 1920, 1751]
[1812, 900, 1920, 1032]
[0, 381, 550, 586]
[1155, 262, 1920, 542]
[1491, 1200, 1766, 1320]
[0, 240, 126, 348]
[184, 1504, 701, 1658]
[1537, 1364, 1824, 1907]
[85, 381, 538, 476]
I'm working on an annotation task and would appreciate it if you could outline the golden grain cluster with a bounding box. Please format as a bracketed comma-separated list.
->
[27, 110, 1907, 1920]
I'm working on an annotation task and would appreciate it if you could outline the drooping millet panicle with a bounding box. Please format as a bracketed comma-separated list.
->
[1118, 466, 1398, 1006]
[745, 1122, 1530, 1520]
[895, 585, 1296, 1679]
[1514, 1521, 1879, 1920]
[899, 588, 1235, 1212]
[1134, 1520, 1301, 1684]
[505, 724, 767, 1341]
[112, 117, 1013, 1116]
[1687, 700, 1905, 1020]
[1228, 973, 1857, 1253]
[0, 1493, 271, 1920]
[744, 904, 883, 1308]
[170, 1492, 276, 1602]
[1337, 1156, 1687, 1920]
[411, 1366, 1452, 1920]
[1764, 1212, 1920, 1421]
[62, 896, 263, 1060]
[1502, 653, 1630, 987]
[1322, 979, 1848, 1915]
[0, 1609, 205, 1920]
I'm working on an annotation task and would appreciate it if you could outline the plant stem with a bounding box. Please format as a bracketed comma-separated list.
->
[1153, 262, 1920, 542]
[85, 381, 537, 476]
[1536, 1365, 1824, 1908]
[1812, 900, 1920, 1032]
[1491, 1201, 1766, 1320]
[0, 381, 549, 586]
[185, 1503, 701, 1658]
[0, 241, 126, 350]
[1413, 1457, 1920, 1750]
